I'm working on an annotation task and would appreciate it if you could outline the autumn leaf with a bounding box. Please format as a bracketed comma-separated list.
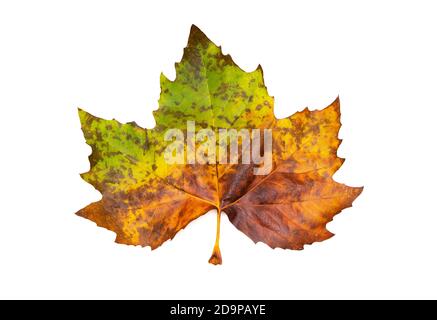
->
[77, 25, 363, 264]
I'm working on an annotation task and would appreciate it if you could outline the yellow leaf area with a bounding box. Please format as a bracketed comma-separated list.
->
[77, 25, 362, 264]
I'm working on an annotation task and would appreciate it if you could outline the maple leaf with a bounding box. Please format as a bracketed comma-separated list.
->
[77, 25, 363, 264]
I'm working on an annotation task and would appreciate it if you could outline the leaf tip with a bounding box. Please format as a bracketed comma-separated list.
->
[355, 186, 364, 197]
[330, 95, 341, 114]
[188, 24, 210, 47]
[256, 63, 264, 73]
[77, 107, 85, 118]
[77, 107, 90, 126]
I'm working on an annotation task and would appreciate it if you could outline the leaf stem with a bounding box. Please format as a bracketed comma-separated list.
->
[208, 208, 222, 265]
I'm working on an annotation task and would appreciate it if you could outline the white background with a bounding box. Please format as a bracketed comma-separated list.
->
[1, 0, 436, 299]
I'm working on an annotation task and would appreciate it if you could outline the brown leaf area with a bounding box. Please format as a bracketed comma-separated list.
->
[215, 99, 363, 254]
[77, 26, 362, 264]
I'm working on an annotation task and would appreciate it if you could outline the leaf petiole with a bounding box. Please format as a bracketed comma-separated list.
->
[208, 209, 222, 265]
